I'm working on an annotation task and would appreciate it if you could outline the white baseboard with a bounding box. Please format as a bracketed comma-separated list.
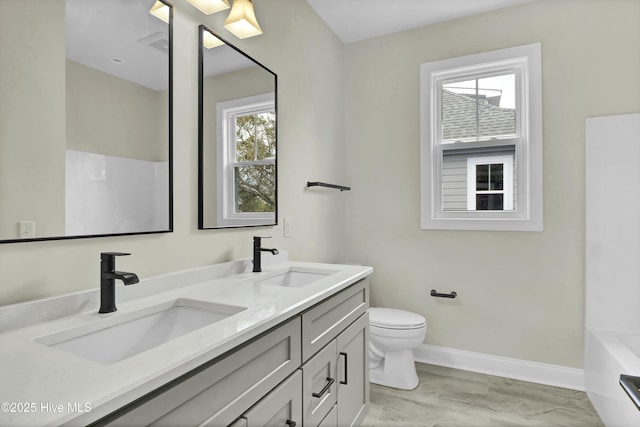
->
[413, 344, 585, 391]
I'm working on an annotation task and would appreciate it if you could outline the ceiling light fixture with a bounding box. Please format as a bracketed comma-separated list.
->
[148, 0, 170, 23]
[186, 0, 230, 15]
[203, 30, 225, 49]
[223, 0, 263, 39]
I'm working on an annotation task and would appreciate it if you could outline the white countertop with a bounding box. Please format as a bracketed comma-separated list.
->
[0, 259, 372, 426]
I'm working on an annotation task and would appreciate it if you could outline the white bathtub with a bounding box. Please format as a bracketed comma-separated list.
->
[585, 329, 640, 427]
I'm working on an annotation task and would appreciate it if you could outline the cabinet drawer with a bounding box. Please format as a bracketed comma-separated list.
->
[240, 370, 302, 427]
[302, 278, 368, 361]
[317, 404, 337, 427]
[302, 341, 337, 427]
[229, 419, 248, 427]
[99, 317, 301, 427]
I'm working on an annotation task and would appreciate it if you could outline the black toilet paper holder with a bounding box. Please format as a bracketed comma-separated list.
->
[430, 289, 457, 299]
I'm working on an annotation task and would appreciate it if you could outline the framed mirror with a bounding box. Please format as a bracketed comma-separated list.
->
[0, 0, 173, 243]
[198, 25, 277, 229]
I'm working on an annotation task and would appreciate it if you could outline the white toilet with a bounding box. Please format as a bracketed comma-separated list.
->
[368, 307, 427, 390]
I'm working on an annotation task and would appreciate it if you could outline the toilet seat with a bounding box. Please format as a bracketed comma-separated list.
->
[370, 324, 425, 339]
[369, 307, 426, 330]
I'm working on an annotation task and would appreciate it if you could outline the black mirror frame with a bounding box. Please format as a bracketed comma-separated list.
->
[197, 24, 278, 230]
[1, 0, 174, 244]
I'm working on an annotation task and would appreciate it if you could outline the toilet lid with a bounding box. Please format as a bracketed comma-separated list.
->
[369, 307, 426, 329]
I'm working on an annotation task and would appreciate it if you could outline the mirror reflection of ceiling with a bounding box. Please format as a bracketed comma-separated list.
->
[203, 38, 258, 78]
[66, 0, 169, 91]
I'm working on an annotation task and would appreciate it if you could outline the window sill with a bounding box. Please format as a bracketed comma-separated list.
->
[421, 216, 543, 232]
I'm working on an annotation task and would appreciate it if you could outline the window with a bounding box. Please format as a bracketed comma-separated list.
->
[420, 43, 542, 231]
[217, 93, 275, 226]
[467, 155, 513, 211]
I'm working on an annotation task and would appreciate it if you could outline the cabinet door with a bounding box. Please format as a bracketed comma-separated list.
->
[302, 341, 337, 426]
[336, 313, 369, 427]
[240, 370, 302, 427]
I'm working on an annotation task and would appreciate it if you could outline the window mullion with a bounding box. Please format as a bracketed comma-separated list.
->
[253, 115, 258, 161]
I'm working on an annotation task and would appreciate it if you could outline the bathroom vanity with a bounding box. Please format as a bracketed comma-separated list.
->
[0, 258, 372, 426]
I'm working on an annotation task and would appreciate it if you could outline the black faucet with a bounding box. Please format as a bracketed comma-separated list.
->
[253, 236, 279, 273]
[99, 252, 140, 313]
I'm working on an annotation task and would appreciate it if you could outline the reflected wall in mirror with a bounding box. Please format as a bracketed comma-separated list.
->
[0, 0, 173, 243]
[198, 25, 277, 229]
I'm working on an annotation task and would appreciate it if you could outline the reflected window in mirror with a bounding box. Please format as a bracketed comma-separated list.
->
[0, 0, 173, 243]
[198, 25, 277, 229]
[217, 94, 275, 225]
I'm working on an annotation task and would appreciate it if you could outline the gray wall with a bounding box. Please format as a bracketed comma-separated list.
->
[342, 0, 640, 369]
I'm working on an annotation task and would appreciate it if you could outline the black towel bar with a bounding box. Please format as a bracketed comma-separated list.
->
[307, 181, 351, 191]
[431, 290, 457, 299]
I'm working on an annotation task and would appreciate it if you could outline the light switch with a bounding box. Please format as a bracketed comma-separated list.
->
[283, 216, 292, 238]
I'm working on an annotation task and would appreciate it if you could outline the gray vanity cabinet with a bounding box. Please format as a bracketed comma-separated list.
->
[92, 279, 369, 427]
[301, 314, 369, 427]
[301, 279, 369, 427]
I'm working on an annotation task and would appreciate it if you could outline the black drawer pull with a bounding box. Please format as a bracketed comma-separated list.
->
[340, 352, 348, 385]
[312, 377, 335, 398]
[285, 420, 297, 427]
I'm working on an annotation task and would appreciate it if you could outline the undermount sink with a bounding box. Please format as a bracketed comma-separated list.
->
[36, 299, 246, 364]
[255, 267, 337, 288]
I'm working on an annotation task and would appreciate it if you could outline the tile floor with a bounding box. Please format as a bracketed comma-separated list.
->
[362, 363, 604, 427]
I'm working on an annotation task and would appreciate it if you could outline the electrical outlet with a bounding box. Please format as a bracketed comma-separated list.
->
[19, 221, 35, 239]
[283, 216, 292, 238]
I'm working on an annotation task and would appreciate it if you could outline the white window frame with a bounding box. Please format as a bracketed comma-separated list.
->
[420, 43, 543, 231]
[216, 93, 275, 227]
[467, 155, 513, 211]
